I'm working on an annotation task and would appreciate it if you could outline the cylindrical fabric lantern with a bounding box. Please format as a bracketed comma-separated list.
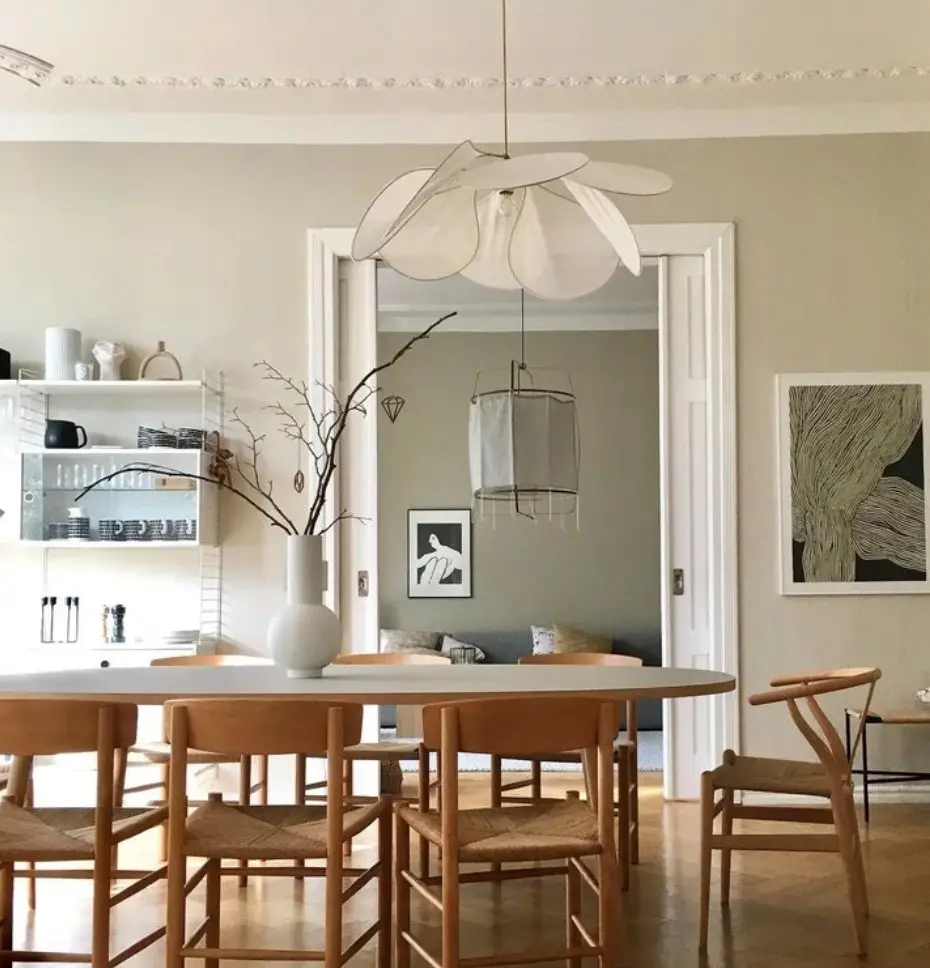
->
[469, 363, 579, 519]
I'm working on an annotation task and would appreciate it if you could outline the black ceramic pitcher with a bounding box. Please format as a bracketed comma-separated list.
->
[44, 419, 88, 449]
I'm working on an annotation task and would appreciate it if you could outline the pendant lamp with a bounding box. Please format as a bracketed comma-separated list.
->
[469, 292, 579, 520]
[352, 0, 671, 300]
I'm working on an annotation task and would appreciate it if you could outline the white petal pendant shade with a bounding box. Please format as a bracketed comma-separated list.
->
[469, 366, 580, 518]
[353, 141, 672, 301]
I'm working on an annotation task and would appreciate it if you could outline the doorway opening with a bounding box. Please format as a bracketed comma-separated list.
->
[308, 224, 737, 800]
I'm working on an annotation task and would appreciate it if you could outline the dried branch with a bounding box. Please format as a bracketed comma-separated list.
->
[306, 310, 457, 534]
[316, 509, 372, 537]
[229, 408, 300, 534]
[74, 463, 296, 534]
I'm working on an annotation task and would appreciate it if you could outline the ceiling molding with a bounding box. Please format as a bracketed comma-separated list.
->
[6, 101, 930, 145]
[52, 65, 930, 90]
[378, 311, 657, 334]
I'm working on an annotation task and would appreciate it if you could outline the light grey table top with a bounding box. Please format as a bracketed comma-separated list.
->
[0, 664, 735, 704]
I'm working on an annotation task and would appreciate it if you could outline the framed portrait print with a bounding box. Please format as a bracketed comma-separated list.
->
[777, 372, 930, 595]
[407, 509, 473, 598]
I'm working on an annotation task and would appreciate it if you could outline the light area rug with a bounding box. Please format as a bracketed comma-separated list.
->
[395, 730, 663, 774]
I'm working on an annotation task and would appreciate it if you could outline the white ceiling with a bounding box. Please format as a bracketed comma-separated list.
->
[4, 0, 930, 143]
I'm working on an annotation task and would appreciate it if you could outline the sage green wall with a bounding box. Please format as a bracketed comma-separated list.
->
[376, 330, 661, 635]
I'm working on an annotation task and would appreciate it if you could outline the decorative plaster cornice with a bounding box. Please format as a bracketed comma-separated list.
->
[54, 66, 930, 90]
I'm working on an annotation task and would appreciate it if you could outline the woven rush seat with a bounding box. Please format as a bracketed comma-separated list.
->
[130, 740, 241, 765]
[183, 799, 382, 860]
[345, 740, 421, 759]
[711, 754, 832, 797]
[398, 799, 601, 863]
[0, 801, 164, 861]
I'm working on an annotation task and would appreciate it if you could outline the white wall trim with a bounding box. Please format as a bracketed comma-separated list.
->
[308, 224, 739, 797]
[10, 101, 930, 145]
[378, 311, 657, 333]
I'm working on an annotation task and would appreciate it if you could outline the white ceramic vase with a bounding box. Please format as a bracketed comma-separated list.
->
[267, 534, 341, 679]
[45, 328, 82, 381]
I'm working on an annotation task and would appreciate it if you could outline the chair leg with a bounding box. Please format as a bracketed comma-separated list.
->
[158, 762, 170, 862]
[205, 858, 221, 956]
[835, 796, 869, 956]
[441, 829, 460, 968]
[90, 849, 111, 968]
[629, 744, 639, 866]
[531, 760, 543, 801]
[25, 779, 36, 912]
[698, 772, 715, 952]
[566, 860, 582, 968]
[598, 849, 628, 968]
[164, 833, 186, 968]
[720, 789, 734, 906]
[377, 798, 392, 968]
[237, 754, 252, 888]
[111, 748, 128, 886]
[258, 754, 269, 806]
[490, 755, 503, 880]
[342, 759, 354, 858]
[417, 747, 430, 878]
[395, 810, 411, 968]
[0, 862, 14, 962]
[294, 754, 307, 882]
[616, 751, 631, 891]
[324, 825, 343, 968]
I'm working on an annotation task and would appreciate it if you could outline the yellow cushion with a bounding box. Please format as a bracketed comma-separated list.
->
[552, 625, 612, 655]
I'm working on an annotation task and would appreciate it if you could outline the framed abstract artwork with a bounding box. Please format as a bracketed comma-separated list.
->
[407, 508, 473, 599]
[777, 373, 930, 595]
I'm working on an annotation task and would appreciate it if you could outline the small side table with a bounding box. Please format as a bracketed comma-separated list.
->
[844, 707, 930, 823]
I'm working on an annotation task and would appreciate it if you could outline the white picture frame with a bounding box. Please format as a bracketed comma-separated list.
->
[407, 508, 473, 599]
[777, 372, 930, 595]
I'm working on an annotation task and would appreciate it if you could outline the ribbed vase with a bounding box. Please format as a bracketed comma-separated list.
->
[267, 534, 341, 678]
[44, 328, 82, 381]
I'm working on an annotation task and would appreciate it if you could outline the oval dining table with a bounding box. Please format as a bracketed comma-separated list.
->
[0, 662, 735, 798]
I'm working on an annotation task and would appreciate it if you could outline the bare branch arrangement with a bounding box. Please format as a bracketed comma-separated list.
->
[75, 312, 456, 535]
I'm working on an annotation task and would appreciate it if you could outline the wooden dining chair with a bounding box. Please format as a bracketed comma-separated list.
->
[489, 652, 642, 888]
[298, 651, 451, 860]
[699, 667, 881, 957]
[164, 698, 391, 968]
[395, 696, 628, 968]
[118, 653, 271, 883]
[0, 699, 167, 967]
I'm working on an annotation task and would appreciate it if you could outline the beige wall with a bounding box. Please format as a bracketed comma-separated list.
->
[377, 329, 660, 634]
[0, 137, 928, 768]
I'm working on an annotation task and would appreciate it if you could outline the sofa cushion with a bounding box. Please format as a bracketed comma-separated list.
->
[553, 624, 613, 655]
[380, 629, 442, 653]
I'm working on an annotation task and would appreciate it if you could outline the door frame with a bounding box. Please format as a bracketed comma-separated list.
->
[308, 223, 738, 796]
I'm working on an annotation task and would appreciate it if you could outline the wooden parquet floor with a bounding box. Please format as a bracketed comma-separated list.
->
[13, 771, 930, 967]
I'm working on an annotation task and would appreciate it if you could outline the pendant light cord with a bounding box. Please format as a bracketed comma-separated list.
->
[501, 0, 510, 158]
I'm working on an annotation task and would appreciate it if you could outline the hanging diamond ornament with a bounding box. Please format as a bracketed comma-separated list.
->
[352, 1, 670, 300]
[381, 395, 406, 424]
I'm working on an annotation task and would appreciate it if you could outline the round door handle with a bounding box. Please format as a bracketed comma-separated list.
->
[100, 660, 110, 669]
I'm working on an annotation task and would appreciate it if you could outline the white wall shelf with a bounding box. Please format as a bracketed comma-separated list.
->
[26, 447, 203, 457]
[21, 540, 203, 550]
[11, 379, 220, 397]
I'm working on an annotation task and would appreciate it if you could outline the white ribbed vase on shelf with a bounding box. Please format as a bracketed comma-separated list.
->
[44, 327, 82, 381]
[267, 534, 341, 679]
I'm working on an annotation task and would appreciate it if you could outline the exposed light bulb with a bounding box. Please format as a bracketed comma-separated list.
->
[496, 189, 517, 218]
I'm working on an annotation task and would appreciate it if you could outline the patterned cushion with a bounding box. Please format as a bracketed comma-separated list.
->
[553, 624, 613, 655]
[380, 629, 442, 653]
[531, 625, 556, 654]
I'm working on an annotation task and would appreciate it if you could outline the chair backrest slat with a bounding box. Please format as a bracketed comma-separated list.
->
[151, 654, 270, 667]
[421, 697, 620, 755]
[0, 699, 137, 755]
[166, 699, 362, 756]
